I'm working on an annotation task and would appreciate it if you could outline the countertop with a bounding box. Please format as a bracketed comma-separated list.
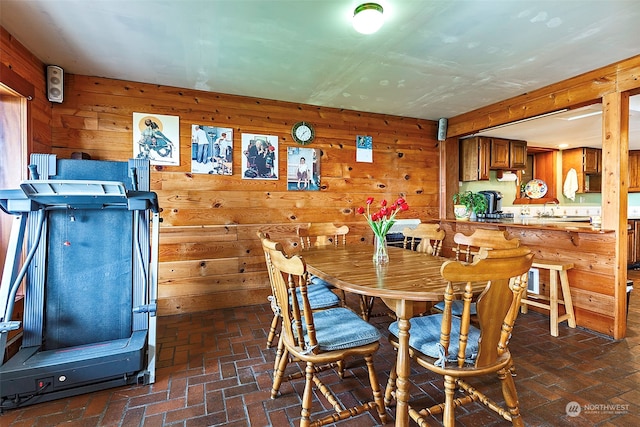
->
[444, 218, 613, 234]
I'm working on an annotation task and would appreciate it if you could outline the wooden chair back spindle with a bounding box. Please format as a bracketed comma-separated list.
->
[402, 223, 445, 255]
[441, 247, 533, 368]
[298, 223, 349, 250]
[453, 228, 520, 262]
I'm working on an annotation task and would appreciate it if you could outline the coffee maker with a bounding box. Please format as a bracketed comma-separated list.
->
[478, 191, 503, 214]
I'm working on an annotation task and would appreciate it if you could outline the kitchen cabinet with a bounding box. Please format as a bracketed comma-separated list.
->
[628, 221, 640, 266]
[635, 221, 640, 265]
[583, 147, 602, 174]
[489, 138, 527, 169]
[629, 150, 640, 192]
[460, 136, 527, 181]
[509, 140, 528, 169]
[561, 147, 602, 193]
[489, 138, 510, 169]
[459, 137, 490, 181]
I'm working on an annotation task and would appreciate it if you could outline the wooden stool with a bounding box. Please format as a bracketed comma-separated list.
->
[520, 260, 577, 337]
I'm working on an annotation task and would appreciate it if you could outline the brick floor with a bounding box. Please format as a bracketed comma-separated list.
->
[1, 285, 639, 426]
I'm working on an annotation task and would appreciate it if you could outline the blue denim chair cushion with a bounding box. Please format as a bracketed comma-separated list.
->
[433, 300, 477, 316]
[299, 307, 381, 351]
[309, 275, 332, 287]
[388, 314, 480, 365]
[292, 284, 340, 309]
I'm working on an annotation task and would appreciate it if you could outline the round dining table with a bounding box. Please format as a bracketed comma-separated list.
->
[301, 244, 483, 427]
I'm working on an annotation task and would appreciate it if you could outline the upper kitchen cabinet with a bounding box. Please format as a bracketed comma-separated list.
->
[460, 137, 527, 181]
[561, 147, 602, 193]
[489, 138, 527, 169]
[460, 136, 490, 181]
[629, 150, 640, 192]
[583, 147, 602, 174]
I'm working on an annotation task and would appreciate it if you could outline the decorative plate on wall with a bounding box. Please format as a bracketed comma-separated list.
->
[524, 179, 548, 199]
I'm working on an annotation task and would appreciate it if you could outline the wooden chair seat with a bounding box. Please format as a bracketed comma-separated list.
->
[389, 314, 481, 364]
[264, 235, 387, 427]
[385, 247, 534, 427]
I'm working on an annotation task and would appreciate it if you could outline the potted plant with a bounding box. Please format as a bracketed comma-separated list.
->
[453, 191, 488, 221]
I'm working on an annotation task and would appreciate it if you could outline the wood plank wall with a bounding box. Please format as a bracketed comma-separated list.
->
[46, 74, 439, 316]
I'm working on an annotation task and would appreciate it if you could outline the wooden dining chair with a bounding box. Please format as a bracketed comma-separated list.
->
[257, 231, 340, 350]
[453, 228, 520, 263]
[297, 223, 350, 304]
[402, 223, 445, 255]
[298, 222, 349, 249]
[265, 239, 387, 427]
[435, 228, 521, 317]
[385, 247, 534, 427]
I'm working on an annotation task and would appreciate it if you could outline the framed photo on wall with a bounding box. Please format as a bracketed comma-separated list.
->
[241, 133, 278, 179]
[191, 125, 233, 175]
[287, 147, 320, 191]
[133, 112, 179, 166]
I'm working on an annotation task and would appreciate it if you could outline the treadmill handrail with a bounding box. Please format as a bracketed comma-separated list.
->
[0, 180, 158, 213]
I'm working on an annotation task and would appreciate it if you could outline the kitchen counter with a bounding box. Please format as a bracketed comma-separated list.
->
[439, 219, 618, 338]
[451, 218, 613, 234]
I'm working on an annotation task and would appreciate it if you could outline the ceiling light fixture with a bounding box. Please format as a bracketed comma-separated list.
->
[352, 3, 384, 34]
[565, 110, 602, 121]
[475, 109, 569, 134]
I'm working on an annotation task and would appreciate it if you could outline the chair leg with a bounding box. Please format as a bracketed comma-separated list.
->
[359, 295, 372, 321]
[273, 333, 285, 373]
[300, 362, 315, 427]
[498, 365, 524, 427]
[384, 362, 397, 407]
[336, 359, 345, 378]
[271, 347, 289, 399]
[364, 354, 388, 424]
[266, 313, 280, 349]
[338, 289, 347, 306]
[442, 375, 457, 427]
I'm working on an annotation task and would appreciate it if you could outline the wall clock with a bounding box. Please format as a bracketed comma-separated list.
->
[291, 121, 315, 145]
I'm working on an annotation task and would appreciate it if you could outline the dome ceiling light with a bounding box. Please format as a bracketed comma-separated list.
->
[352, 3, 384, 34]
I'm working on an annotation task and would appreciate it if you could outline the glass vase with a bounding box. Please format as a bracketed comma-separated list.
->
[373, 234, 389, 265]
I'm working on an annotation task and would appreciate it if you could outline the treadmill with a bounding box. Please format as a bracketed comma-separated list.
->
[0, 154, 159, 409]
